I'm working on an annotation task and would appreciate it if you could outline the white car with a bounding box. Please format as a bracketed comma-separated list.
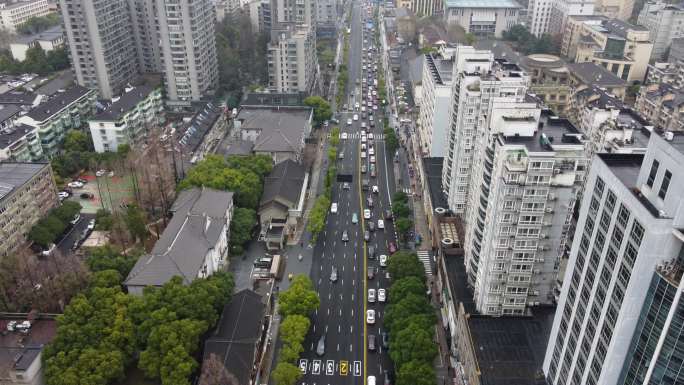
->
[364, 209, 371, 219]
[373, 105, 378, 111]
[361, 136, 367, 143]
[353, 114, 359, 121]
[368, 288, 376, 303]
[370, 156, 376, 163]
[369, 148, 375, 155]
[361, 151, 367, 158]
[366, 309, 376, 324]
[70, 214, 81, 225]
[96, 169, 106, 177]
[341, 132, 348, 139]
[331, 203, 338, 214]
[377, 219, 385, 229]
[361, 122, 367, 128]
[67, 181, 84, 189]
[58, 191, 70, 200]
[379, 254, 388, 267]
[87, 219, 96, 231]
[372, 185, 379, 194]
[361, 143, 367, 150]
[378, 288, 386, 302]
[368, 133, 374, 140]
[355, 102, 360, 110]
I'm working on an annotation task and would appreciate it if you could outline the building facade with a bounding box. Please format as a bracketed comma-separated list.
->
[593, 0, 633, 20]
[443, 0, 522, 39]
[548, 0, 595, 36]
[0, 0, 51, 32]
[0, 162, 59, 258]
[9, 25, 63, 61]
[247, 0, 272, 34]
[637, 1, 684, 61]
[442, 46, 528, 215]
[267, 25, 318, 94]
[0, 124, 43, 162]
[272, 0, 316, 27]
[89, 86, 164, 153]
[16, 86, 97, 157]
[418, 47, 455, 157]
[563, 17, 652, 83]
[635, 83, 684, 132]
[527, 0, 554, 37]
[543, 133, 684, 385]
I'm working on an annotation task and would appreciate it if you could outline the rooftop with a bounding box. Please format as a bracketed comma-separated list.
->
[260, 159, 307, 208]
[0, 90, 38, 106]
[602, 18, 648, 38]
[13, 25, 62, 45]
[0, 123, 35, 150]
[0, 162, 48, 202]
[225, 140, 255, 156]
[203, 290, 266, 385]
[0, 104, 21, 122]
[500, 110, 583, 152]
[236, 106, 312, 153]
[0, 318, 56, 377]
[422, 157, 448, 210]
[598, 153, 644, 190]
[444, 0, 522, 9]
[125, 187, 234, 288]
[242, 92, 307, 107]
[92, 85, 158, 122]
[25, 86, 92, 122]
[178, 102, 222, 153]
[574, 85, 626, 110]
[425, 52, 454, 85]
[567, 62, 627, 87]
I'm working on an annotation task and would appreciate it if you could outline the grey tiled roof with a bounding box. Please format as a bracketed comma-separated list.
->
[0, 162, 48, 202]
[260, 159, 306, 208]
[92, 85, 157, 121]
[236, 107, 312, 153]
[0, 124, 35, 150]
[25, 86, 92, 122]
[124, 187, 234, 288]
[567, 62, 626, 87]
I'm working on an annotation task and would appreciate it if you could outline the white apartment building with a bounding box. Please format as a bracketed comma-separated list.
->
[418, 47, 455, 157]
[273, 0, 316, 27]
[267, 25, 318, 94]
[544, 133, 684, 385]
[527, 0, 554, 37]
[463, 99, 588, 316]
[578, 101, 652, 157]
[637, 1, 684, 61]
[317, 0, 337, 28]
[443, 0, 522, 39]
[247, 0, 272, 33]
[0, 0, 50, 33]
[593, 0, 634, 20]
[442, 46, 528, 215]
[548, 0, 595, 35]
[89, 86, 164, 153]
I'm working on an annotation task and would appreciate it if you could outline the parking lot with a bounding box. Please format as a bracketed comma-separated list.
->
[62, 172, 136, 214]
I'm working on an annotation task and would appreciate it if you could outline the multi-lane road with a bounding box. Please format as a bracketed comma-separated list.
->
[296, 2, 398, 384]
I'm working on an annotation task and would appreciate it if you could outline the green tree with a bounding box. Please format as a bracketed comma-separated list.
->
[63, 130, 92, 153]
[85, 245, 140, 278]
[17, 13, 61, 34]
[229, 207, 256, 255]
[54, 201, 82, 222]
[389, 322, 438, 367]
[464, 33, 476, 45]
[327, 146, 337, 163]
[23, 45, 51, 74]
[392, 201, 410, 219]
[280, 315, 311, 346]
[393, 191, 408, 204]
[279, 343, 304, 363]
[304, 96, 333, 126]
[278, 275, 320, 317]
[90, 269, 123, 289]
[225, 154, 273, 181]
[390, 276, 426, 301]
[272, 362, 302, 385]
[395, 217, 413, 240]
[28, 224, 55, 248]
[330, 127, 340, 147]
[124, 204, 147, 242]
[94, 209, 113, 231]
[307, 195, 330, 241]
[396, 360, 436, 385]
[387, 252, 426, 282]
[46, 47, 70, 71]
[385, 294, 434, 332]
[384, 128, 399, 154]
[390, 313, 435, 337]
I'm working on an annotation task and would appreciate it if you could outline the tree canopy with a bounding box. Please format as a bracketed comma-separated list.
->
[229, 207, 256, 256]
[387, 251, 425, 282]
[85, 245, 140, 279]
[278, 275, 320, 317]
[28, 201, 82, 248]
[304, 96, 333, 127]
[502, 25, 560, 55]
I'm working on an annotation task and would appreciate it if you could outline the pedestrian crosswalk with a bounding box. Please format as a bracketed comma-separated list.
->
[417, 250, 432, 276]
[399, 187, 412, 195]
[341, 132, 385, 140]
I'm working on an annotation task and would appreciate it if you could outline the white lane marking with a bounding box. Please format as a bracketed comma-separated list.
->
[342, 265, 345, 272]
[341, 278, 344, 285]
[311, 342, 314, 350]
[320, 265, 323, 271]
[327, 308, 330, 315]
[353, 279, 355, 286]
[339, 308, 342, 316]
[353, 264, 356, 272]
[329, 293, 332, 300]
[337, 344, 340, 352]
[314, 324, 316, 332]
[352, 293, 355, 301]
[350, 344, 353, 352]
[351, 325, 354, 333]
[340, 293, 343, 301]
[318, 278, 322, 285]
[325, 325, 329, 332]
[351, 309, 354, 317]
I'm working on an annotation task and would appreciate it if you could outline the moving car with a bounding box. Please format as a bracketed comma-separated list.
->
[381, 332, 389, 348]
[372, 185, 379, 194]
[361, 151, 367, 158]
[339, 151, 344, 159]
[368, 133, 374, 140]
[80, 192, 94, 199]
[364, 230, 370, 241]
[67, 181, 84, 189]
[366, 309, 376, 324]
[364, 209, 371, 219]
[368, 334, 376, 351]
[368, 245, 376, 259]
[368, 266, 375, 280]
[370, 156, 376, 163]
[385, 210, 393, 220]
[353, 114, 359, 121]
[343, 182, 351, 190]
[388, 241, 398, 254]
[368, 221, 375, 231]
[378, 288, 386, 302]
[379, 254, 388, 267]
[58, 191, 70, 200]
[330, 267, 338, 282]
[361, 164, 367, 173]
[341, 132, 348, 139]
[316, 334, 326, 356]
[347, 118, 353, 126]
[331, 203, 338, 214]
[70, 214, 81, 225]
[369, 147, 375, 155]
[368, 288, 376, 303]
[342, 230, 349, 242]
[352, 213, 359, 224]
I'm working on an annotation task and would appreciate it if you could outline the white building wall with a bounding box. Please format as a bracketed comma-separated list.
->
[528, 0, 554, 37]
[549, 0, 595, 35]
[444, 6, 520, 38]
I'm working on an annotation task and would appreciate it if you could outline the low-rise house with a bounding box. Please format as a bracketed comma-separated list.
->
[177, 102, 227, 163]
[635, 83, 684, 132]
[0, 124, 43, 162]
[0, 162, 58, 259]
[258, 159, 308, 250]
[566, 61, 628, 99]
[89, 85, 164, 153]
[0, 317, 57, 385]
[9, 25, 63, 61]
[202, 289, 272, 385]
[124, 187, 234, 295]
[0, 90, 41, 110]
[234, 106, 313, 164]
[16, 86, 97, 157]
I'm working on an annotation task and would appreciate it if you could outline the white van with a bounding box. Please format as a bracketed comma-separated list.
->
[331, 203, 338, 214]
[368, 376, 376, 385]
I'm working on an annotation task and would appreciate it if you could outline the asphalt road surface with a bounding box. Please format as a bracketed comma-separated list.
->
[297, 2, 398, 384]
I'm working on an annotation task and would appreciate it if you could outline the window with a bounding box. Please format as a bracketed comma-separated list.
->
[647, 160, 659, 187]
[658, 170, 671, 199]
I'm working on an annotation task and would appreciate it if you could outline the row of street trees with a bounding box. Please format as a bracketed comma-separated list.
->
[392, 191, 413, 244]
[307, 124, 339, 242]
[28, 201, 82, 249]
[43, 270, 234, 385]
[502, 25, 560, 55]
[272, 275, 321, 385]
[385, 252, 437, 385]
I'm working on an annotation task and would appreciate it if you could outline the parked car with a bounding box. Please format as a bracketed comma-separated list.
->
[388, 241, 397, 254]
[67, 181, 84, 189]
[80, 192, 94, 199]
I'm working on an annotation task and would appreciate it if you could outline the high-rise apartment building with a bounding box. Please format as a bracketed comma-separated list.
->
[527, 0, 554, 37]
[58, 0, 218, 105]
[156, 0, 218, 107]
[593, 0, 634, 20]
[548, 0, 595, 35]
[59, 0, 141, 99]
[418, 46, 455, 157]
[247, 0, 272, 33]
[272, 0, 315, 27]
[637, 1, 684, 61]
[267, 24, 318, 94]
[544, 132, 684, 385]
[442, 46, 528, 215]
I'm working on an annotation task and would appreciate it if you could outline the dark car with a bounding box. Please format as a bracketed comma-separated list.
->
[381, 332, 389, 349]
[316, 334, 326, 356]
[384, 370, 392, 385]
[368, 245, 376, 259]
[368, 334, 376, 351]
[385, 209, 393, 220]
[388, 241, 398, 254]
[80, 192, 94, 199]
[368, 266, 375, 280]
[368, 221, 375, 232]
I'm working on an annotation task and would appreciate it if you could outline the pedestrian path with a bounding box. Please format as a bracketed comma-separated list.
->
[399, 187, 412, 195]
[417, 250, 432, 276]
